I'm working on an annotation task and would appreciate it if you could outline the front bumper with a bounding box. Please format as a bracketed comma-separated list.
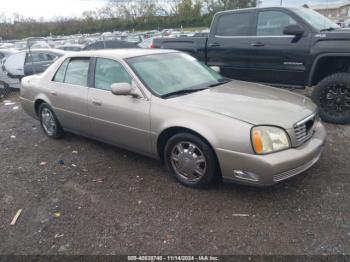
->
[216, 122, 326, 186]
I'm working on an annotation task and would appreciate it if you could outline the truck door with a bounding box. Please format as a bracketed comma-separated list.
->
[248, 9, 311, 86]
[206, 10, 255, 81]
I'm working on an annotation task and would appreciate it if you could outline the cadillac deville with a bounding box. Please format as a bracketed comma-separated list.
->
[20, 49, 326, 187]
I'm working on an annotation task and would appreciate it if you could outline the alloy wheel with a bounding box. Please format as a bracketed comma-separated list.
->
[170, 141, 207, 182]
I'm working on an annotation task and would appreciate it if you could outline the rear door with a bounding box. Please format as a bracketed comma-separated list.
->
[206, 10, 255, 80]
[88, 57, 151, 154]
[24, 52, 57, 75]
[48, 57, 91, 135]
[247, 9, 311, 86]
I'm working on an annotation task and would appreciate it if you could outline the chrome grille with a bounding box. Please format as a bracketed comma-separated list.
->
[294, 113, 317, 146]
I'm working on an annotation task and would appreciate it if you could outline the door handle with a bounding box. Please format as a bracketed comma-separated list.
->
[250, 42, 265, 47]
[92, 100, 102, 106]
[208, 42, 221, 48]
[50, 90, 57, 96]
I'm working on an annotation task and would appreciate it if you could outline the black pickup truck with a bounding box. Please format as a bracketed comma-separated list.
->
[153, 7, 350, 124]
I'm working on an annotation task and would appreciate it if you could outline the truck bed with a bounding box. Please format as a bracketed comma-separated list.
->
[153, 37, 208, 62]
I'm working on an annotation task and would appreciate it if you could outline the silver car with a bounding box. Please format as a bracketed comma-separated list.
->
[20, 49, 326, 187]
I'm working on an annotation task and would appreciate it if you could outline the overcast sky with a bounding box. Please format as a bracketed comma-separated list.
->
[0, 0, 348, 20]
[261, 0, 345, 6]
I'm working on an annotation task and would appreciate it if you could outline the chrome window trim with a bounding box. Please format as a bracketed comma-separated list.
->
[214, 35, 294, 39]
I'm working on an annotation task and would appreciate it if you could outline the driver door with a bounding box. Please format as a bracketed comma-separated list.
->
[88, 58, 151, 155]
[247, 9, 311, 86]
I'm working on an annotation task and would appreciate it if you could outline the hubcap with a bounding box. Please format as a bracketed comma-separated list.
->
[170, 141, 207, 182]
[41, 108, 57, 136]
[321, 83, 350, 116]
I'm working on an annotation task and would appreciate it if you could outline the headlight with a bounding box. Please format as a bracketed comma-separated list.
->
[251, 126, 290, 154]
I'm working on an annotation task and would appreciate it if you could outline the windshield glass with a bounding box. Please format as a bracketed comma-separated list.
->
[294, 7, 340, 31]
[126, 53, 223, 97]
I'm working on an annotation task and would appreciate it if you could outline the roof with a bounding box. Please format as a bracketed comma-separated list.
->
[310, 2, 350, 10]
[64, 48, 177, 60]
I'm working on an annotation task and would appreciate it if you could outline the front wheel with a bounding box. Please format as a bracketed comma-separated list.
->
[312, 73, 350, 124]
[39, 103, 64, 139]
[164, 133, 219, 188]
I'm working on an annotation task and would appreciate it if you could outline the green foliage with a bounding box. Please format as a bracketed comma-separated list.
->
[0, 0, 256, 40]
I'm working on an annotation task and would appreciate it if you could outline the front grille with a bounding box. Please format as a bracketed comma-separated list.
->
[294, 113, 317, 146]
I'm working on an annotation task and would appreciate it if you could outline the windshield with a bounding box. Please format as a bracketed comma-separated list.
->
[127, 53, 223, 97]
[294, 7, 340, 31]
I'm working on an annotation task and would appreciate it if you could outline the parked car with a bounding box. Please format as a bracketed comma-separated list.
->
[138, 37, 157, 48]
[0, 49, 18, 60]
[2, 49, 66, 80]
[83, 40, 137, 50]
[153, 7, 350, 124]
[126, 35, 143, 44]
[20, 49, 326, 188]
[56, 44, 85, 52]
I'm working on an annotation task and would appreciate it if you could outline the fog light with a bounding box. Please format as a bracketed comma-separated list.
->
[233, 170, 259, 182]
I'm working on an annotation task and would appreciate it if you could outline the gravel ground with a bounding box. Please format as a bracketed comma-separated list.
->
[0, 92, 349, 255]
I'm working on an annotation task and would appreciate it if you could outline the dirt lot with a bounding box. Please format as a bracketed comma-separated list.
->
[0, 92, 349, 255]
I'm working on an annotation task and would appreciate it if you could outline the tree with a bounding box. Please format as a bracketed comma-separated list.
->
[203, 0, 257, 14]
[178, 0, 202, 19]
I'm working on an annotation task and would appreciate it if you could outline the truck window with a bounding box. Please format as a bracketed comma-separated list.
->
[257, 11, 297, 36]
[216, 12, 252, 37]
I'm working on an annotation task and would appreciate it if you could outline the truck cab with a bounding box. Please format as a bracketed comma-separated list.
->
[155, 7, 350, 124]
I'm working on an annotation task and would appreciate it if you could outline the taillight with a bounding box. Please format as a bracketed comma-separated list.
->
[149, 43, 155, 48]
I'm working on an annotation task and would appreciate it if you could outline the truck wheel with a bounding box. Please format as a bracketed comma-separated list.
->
[312, 73, 350, 124]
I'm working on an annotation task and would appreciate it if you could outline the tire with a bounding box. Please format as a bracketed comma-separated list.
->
[312, 73, 350, 124]
[38, 103, 64, 139]
[164, 133, 219, 188]
[0, 81, 10, 97]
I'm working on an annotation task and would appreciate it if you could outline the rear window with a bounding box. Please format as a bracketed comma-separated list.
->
[216, 12, 252, 36]
[64, 58, 90, 86]
[53, 59, 69, 83]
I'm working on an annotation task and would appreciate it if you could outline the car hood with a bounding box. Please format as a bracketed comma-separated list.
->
[171, 81, 316, 128]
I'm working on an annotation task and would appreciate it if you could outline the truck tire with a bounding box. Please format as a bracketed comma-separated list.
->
[312, 73, 350, 124]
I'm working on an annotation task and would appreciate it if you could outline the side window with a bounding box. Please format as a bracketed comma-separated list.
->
[216, 12, 252, 36]
[94, 58, 132, 91]
[25, 52, 52, 63]
[64, 58, 90, 86]
[45, 54, 56, 61]
[257, 11, 298, 36]
[53, 59, 69, 82]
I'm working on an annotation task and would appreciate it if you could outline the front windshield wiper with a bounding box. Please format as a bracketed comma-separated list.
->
[320, 27, 337, 32]
[162, 88, 208, 98]
[208, 79, 232, 87]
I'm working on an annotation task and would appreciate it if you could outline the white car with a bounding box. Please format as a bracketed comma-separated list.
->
[2, 49, 66, 79]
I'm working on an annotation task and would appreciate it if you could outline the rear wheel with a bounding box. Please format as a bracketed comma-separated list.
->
[164, 133, 219, 188]
[312, 73, 350, 124]
[39, 103, 64, 138]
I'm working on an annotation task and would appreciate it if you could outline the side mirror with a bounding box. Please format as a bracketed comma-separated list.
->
[283, 25, 304, 37]
[110, 82, 141, 98]
[210, 66, 221, 73]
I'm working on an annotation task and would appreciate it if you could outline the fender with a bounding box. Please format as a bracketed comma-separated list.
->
[308, 53, 350, 86]
[152, 118, 220, 158]
[34, 93, 53, 113]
